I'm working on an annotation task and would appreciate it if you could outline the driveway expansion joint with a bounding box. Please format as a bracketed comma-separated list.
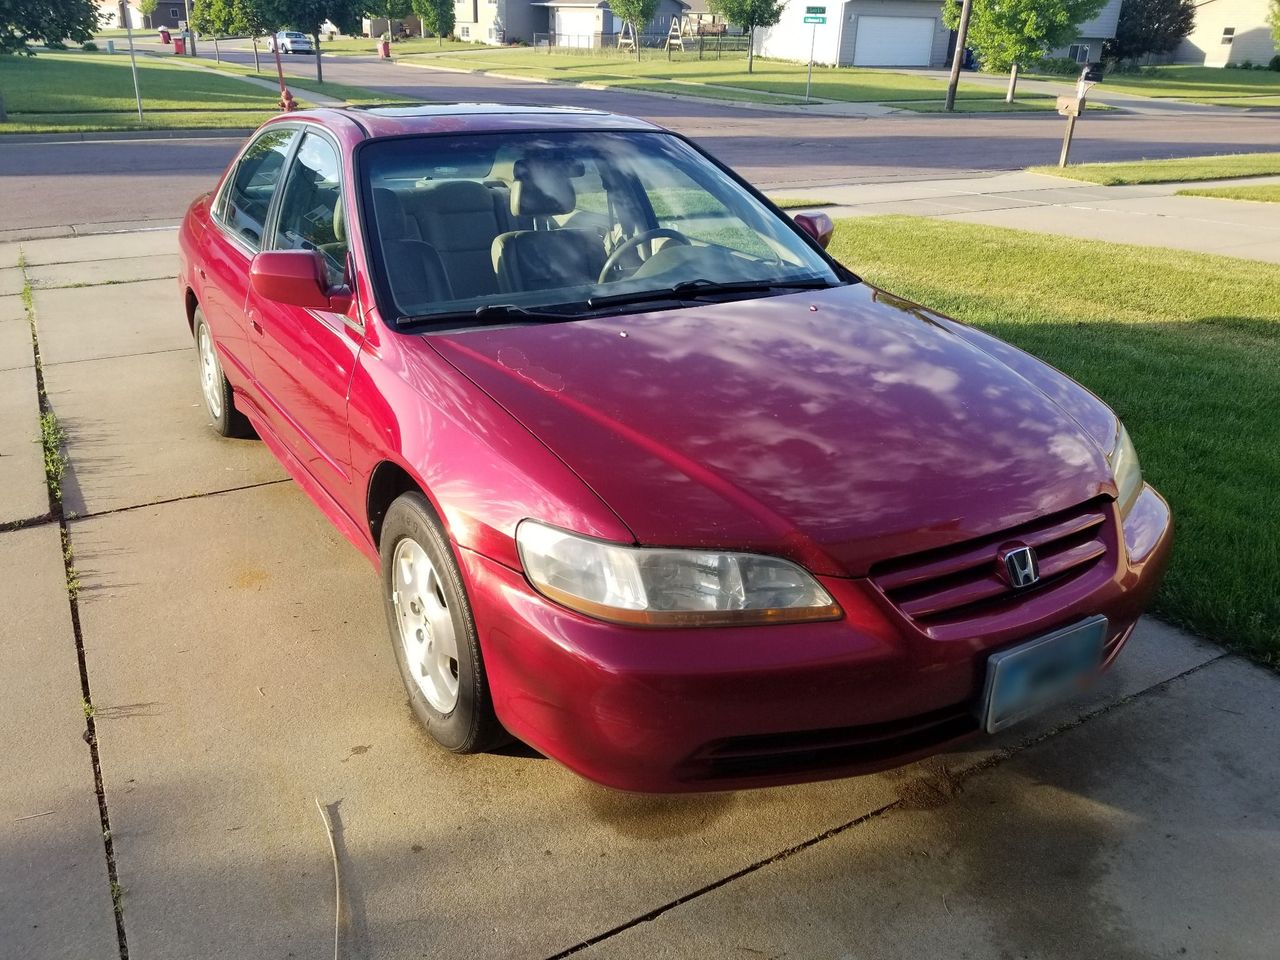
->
[544, 647, 1231, 959]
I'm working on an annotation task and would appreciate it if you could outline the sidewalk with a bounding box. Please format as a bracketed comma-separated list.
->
[783, 171, 1280, 262]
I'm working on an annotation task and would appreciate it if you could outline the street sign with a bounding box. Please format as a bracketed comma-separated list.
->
[805, 5, 826, 12]
[803, 15, 826, 23]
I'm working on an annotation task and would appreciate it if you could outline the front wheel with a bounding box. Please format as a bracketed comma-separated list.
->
[380, 491, 506, 754]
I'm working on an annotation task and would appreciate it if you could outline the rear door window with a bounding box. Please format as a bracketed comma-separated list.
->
[218, 127, 296, 251]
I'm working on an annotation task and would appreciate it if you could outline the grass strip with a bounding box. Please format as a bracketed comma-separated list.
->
[1175, 184, 1280, 203]
[1031, 152, 1280, 185]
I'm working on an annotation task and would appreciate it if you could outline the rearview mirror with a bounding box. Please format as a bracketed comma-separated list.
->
[793, 212, 834, 250]
[249, 250, 352, 313]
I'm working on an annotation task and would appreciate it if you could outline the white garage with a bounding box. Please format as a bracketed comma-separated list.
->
[552, 5, 600, 47]
[851, 15, 935, 66]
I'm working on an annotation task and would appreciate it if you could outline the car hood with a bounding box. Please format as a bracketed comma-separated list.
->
[428, 284, 1118, 577]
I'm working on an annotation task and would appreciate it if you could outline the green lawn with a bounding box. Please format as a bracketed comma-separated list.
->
[319, 36, 489, 56]
[1048, 65, 1280, 103]
[1177, 184, 1280, 202]
[827, 216, 1280, 661]
[0, 51, 409, 133]
[413, 50, 1021, 106]
[1, 51, 284, 114]
[770, 197, 835, 209]
[1032, 152, 1280, 185]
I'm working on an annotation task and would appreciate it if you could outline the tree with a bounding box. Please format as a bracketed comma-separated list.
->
[1, 0, 99, 54]
[367, 0, 410, 39]
[707, 0, 785, 73]
[1270, 0, 1280, 54]
[1106, 0, 1195, 61]
[607, 0, 659, 61]
[261, 0, 362, 80]
[412, 0, 452, 45]
[137, 0, 158, 29]
[233, 0, 273, 71]
[942, 0, 1107, 72]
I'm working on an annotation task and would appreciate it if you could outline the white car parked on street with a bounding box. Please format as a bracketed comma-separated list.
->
[268, 31, 314, 54]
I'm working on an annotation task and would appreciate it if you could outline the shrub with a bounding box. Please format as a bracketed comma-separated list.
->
[1270, 54, 1280, 71]
[1037, 56, 1081, 74]
[1241, 59, 1254, 69]
[81, 40, 98, 51]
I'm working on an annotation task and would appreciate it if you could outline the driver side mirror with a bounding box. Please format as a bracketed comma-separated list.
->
[793, 212, 834, 250]
[250, 250, 352, 314]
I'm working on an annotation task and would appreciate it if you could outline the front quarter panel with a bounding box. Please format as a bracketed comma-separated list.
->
[346, 325, 635, 569]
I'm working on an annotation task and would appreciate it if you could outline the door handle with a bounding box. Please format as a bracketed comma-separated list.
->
[251, 319, 263, 335]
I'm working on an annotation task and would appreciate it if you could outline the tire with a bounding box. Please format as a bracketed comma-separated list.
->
[380, 491, 506, 754]
[194, 308, 253, 438]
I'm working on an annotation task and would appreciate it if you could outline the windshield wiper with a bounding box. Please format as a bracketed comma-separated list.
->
[402, 303, 575, 327]
[586, 277, 836, 310]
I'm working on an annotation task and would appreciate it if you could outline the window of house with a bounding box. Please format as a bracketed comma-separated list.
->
[170, 7, 179, 17]
[1221, 27, 1235, 44]
[460, 25, 470, 37]
[273, 132, 347, 288]
[1067, 44, 1090, 63]
[217, 127, 296, 250]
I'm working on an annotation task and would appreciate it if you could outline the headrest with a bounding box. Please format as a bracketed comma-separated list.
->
[372, 187, 409, 238]
[332, 195, 345, 244]
[490, 155, 585, 217]
[419, 179, 496, 214]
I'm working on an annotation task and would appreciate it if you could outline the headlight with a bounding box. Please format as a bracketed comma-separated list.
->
[1108, 423, 1143, 519]
[516, 520, 842, 627]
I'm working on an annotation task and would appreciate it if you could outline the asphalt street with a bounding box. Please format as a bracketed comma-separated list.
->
[4, 46, 1278, 233]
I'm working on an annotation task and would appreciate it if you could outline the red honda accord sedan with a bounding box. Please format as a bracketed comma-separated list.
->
[178, 105, 1171, 792]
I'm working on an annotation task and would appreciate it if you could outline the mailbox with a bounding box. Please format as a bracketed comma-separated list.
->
[1056, 96, 1083, 117]
[1080, 63, 1104, 84]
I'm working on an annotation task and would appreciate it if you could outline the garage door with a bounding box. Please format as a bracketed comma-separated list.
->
[555, 8, 597, 47]
[852, 16, 934, 67]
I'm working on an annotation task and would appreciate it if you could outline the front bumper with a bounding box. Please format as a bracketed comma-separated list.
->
[460, 486, 1172, 793]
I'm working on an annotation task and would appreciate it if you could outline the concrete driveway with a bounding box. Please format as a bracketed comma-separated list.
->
[1, 229, 1278, 960]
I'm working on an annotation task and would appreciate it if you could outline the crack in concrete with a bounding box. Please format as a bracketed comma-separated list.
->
[543, 652, 1231, 959]
[69, 477, 294, 524]
[19, 257, 130, 960]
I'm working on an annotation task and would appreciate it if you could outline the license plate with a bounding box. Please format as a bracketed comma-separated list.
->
[980, 616, 1107, 734]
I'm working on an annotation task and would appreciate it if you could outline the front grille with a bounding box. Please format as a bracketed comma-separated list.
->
[680, 704, 977, 782]
[870, 498, 1112, 630]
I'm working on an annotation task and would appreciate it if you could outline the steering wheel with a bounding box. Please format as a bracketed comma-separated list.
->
[598, 228, 692, 283]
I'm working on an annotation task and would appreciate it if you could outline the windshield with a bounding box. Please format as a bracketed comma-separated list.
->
[357, 130, 843, 328]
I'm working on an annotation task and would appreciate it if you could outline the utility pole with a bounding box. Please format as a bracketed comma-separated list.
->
[183, 0, 198, 56]
[944, 0, 972, 112]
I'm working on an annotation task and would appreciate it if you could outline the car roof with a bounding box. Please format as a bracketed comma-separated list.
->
[282, 104, 663, 140]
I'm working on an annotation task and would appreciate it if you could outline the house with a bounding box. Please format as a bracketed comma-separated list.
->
[96, 0, 185, 30]
[1176, 0, 1276, 66]
[756, 0, 1122, 68]
[451, 0, 688, 46]
[453, 0, 543, 43]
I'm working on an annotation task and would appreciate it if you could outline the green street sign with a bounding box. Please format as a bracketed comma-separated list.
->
[803, 15, 826, 23]
[805, 5, 826, 12]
